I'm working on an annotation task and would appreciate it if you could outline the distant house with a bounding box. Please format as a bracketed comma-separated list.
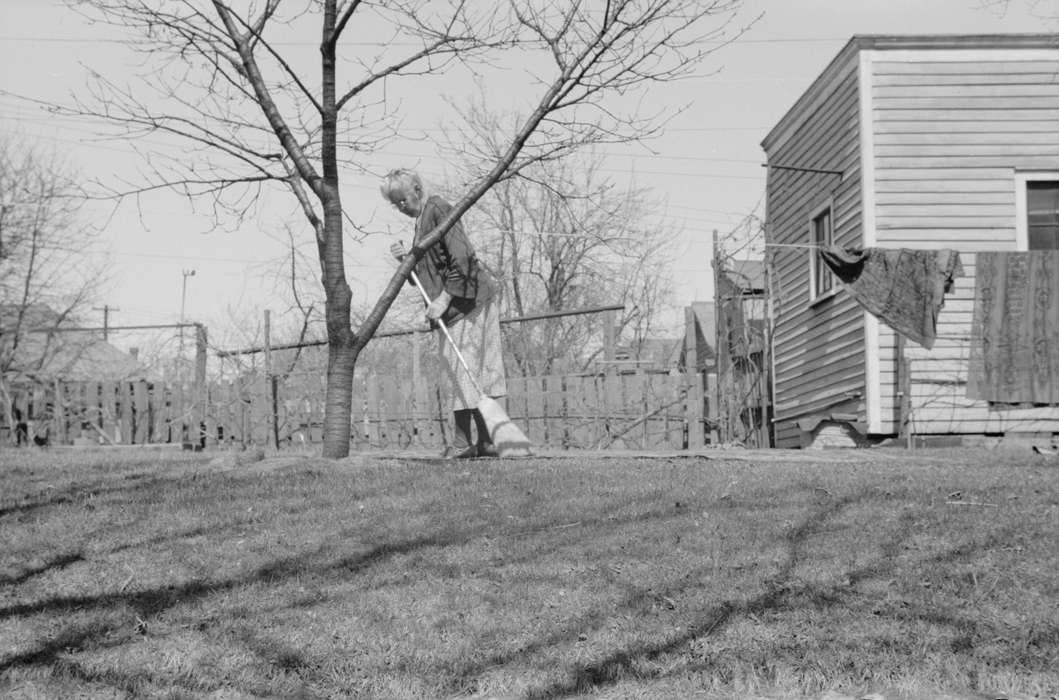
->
[713, 257, 770, 446]
[761, 34, 1059, 447]
[1, 304, 148, 383]
[683, 301, 717, 373]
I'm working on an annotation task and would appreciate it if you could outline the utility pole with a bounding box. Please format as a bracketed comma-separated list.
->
[179, 269, 196, 358]
[93, 305, 118, 340]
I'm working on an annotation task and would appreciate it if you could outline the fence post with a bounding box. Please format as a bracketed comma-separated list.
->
[412, 330, 422, 445]
[263, 310, 279, 449]
[603, 309, 616, 366]
[194, 324, 208, 449]
[897, 334, 913, 450]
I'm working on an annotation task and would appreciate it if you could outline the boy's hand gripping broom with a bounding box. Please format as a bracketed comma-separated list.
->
[409, 269, 533, 458]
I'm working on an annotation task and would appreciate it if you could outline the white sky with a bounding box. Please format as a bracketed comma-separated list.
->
[0, 0, 1053, 352]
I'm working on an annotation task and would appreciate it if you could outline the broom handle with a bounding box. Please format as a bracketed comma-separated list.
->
[408, 268, 485, 398]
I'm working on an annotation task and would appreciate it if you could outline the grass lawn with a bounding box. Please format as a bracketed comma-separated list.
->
[0, 446, 1056, 700]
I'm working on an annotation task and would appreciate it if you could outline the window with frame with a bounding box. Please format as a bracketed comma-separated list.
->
[1027, 180, 1059, 250]
[811, 206, 834, 298]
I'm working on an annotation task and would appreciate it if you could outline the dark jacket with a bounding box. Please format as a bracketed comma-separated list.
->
[412, 195, 495, 324]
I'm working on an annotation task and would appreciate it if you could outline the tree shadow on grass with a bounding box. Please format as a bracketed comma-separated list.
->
[0, 551, 85, 586]
[423, 491, 859, 697]
[0, 468, 214, 521]
[0, 492, 705, 698]
[457, 493, 1036, 700]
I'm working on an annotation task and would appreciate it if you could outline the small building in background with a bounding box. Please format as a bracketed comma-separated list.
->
[762, 34, 1059, 448]
[1, 304, 156, 445]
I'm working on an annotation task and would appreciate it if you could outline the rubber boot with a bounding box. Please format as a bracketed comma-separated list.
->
[446, 409, 477, 458]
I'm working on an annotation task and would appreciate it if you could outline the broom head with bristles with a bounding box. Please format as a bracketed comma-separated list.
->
[477, 396, 533, 458]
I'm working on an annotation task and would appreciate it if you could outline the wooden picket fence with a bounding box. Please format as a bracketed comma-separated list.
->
[3, 379, 198, 447]
[2, 369, 709, 451]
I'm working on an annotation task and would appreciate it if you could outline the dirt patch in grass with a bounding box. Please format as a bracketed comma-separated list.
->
[0, 447, 1056, 699]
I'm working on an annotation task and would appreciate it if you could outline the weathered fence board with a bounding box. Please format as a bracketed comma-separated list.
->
[3, 369, 709, 451]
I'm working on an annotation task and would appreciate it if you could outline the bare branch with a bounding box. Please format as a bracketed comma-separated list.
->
[211, 1, 322, 195]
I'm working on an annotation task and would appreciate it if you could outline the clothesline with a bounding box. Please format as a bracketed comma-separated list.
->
[764, 242, 824, 250]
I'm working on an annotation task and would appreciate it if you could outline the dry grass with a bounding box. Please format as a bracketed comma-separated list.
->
[0, 446, 1056, 700]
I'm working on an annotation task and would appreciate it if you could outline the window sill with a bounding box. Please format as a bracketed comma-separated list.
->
[808, 287, 840, 309]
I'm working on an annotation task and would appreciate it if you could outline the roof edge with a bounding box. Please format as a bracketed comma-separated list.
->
[760, 33, 1059, 153]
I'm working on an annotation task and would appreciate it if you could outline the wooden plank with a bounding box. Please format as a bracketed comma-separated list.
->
[86, 382, 102, 440]
[877, 201, 1010, 216]
[250, 373, 269, 446]
[365, 374, 381, 448]
[236, 380, 250, 446]
[204, 382, 221, 445]
[604, 373, 624, 448]
[525, 375, 545, 445]
[874, 97, 1059, 111]
[132, 380, 149, 444]
[380, 374, 400, 448]
[120, 382, 135, 445]
[874, 107, 1059, 122]
[873, 165, 1012, 180]
[166, 384, 182, 445]
[560, 375, 582, 448]
[543, 375, 563, 448]
[642, 372, 664, 450]
[875, 119, 1059, 134]
[875, 71, 1059, 87]
[874, 82, 1059, 99]
[874, 60, 1059, 76]
[636, 370, 649, 449]
[506, 375, 528, 444]
[878, 155, 1059, 170]
[50, 380, 64, 445]
[688, 371, 706, 448]
[878, 143, 1059, 158]
[875, 130, 1059, 147]
[873, 229, 1015, 245]
[200, 381, 214, 445]
[874, 190, 1013, 205]
[149, 382, 166, 443]
[577, 374, 601, 449]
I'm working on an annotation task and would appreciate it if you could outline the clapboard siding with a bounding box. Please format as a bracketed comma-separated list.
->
[764, 58, 865, 448]
[763, 38, 1059, 447]
[870, 52, 1059, 436]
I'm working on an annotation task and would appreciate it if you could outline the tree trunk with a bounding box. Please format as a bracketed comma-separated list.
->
[318, 0, 357, 460]
[318, 186, 357, 458]
[321, 331, 357, 459]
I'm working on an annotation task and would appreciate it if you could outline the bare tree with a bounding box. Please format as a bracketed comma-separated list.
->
[53, 0, 747, 458]
[0, 138, 107, 442]
[448, 146, 679, 375]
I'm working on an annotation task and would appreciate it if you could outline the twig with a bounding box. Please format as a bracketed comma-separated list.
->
[511, 520, 582, 537]
[597, 394, 685, 449]
[945, 500, 998, 507]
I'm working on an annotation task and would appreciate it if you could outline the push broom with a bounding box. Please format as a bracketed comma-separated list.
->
[409, 269, 533, 458]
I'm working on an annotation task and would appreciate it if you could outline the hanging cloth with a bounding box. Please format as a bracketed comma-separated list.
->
[967, 251, 1059, 405]
[819, 246, 963, 350]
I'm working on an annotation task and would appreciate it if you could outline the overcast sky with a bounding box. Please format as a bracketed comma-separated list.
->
[0, 0, 1053, 351]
